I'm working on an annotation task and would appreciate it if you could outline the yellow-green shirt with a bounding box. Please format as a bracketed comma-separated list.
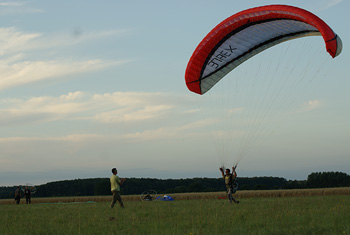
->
[110, 174, 121, 192]
[224, 174, 236, 188]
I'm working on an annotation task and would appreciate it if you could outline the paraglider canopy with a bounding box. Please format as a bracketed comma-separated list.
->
[185, 4, 342, 95]
[184, 4, 343, 168]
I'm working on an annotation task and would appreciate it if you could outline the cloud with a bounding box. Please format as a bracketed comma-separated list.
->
[0, 91, 194, 126]
[0, 27, 130, 56]
[91, 92, 181, 123]
[0, 91, 88, 125]
[0, 133, 109, 175]
[316, 0, 343, 11]
[0, 2, 24, 7]
[298, 99, 322, 112]
[121, 118, 209, 142]
[0, 58, 128, 90]
[94, 105, 172, 123]
[0, 91, 208, 149]
[0, 134, 104, 143]
[325, 0, 343, 8]
[29, 28, 131, 51]
[0, 27, 132, 90]
[0, 27, 40, 56]
[0, 2, 43, 16]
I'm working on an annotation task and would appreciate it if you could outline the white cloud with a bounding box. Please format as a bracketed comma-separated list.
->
[0, 2, 24, 7]
[27, 28, 131, 51]
[92, 92, 165, 107]
[0, 27, 132, 90]
[121, 119, 210, 142]
[316, 0, 343, 11]
[325, 0, 343, 8]
[0, 91, 89, 124]
[0, 27, 130, 56]
[0, 2, 43, 16]
[0, 134, 104, 143]
[0, 91, 193, 126]
[300, 100, 322, 112]
[0, 59, 127, 90]
[94, 105, 172, 123]
[91, 92, 181, 123]
[0, 27, 40, 56]
[60, 91, 85, 101]
[0, 91, 208, 149]
[0, 133, 109, 175]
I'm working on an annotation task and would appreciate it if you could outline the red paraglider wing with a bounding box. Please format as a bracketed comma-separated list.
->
[185, 5, 342, 95]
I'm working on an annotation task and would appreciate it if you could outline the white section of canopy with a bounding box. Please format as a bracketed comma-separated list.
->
[200, 20, 320, 94]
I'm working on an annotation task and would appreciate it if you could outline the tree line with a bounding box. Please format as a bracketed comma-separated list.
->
[0, 171, 349, 199]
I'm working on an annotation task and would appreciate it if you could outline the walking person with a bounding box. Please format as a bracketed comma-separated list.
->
[110, 168, 126, 209]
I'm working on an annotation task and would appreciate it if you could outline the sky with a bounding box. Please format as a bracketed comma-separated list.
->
[0, 0, 349, 186]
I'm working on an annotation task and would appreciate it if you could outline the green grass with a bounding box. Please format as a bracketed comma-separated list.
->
[1, 195, 349, 235]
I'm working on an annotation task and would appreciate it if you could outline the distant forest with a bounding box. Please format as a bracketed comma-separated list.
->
[1, 171, 349, 199]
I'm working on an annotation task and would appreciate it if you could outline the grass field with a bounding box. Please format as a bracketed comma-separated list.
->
[1, 189, 350, 234]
